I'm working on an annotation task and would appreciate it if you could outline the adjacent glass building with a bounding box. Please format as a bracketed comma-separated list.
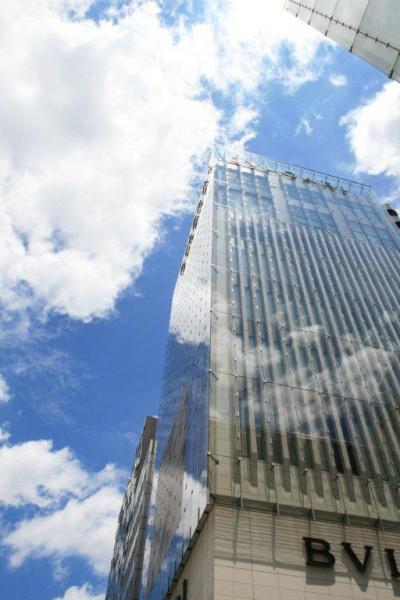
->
[285, 0, 400, 82]
[106, 416, 157, 600]
[137, 146, 400, 600]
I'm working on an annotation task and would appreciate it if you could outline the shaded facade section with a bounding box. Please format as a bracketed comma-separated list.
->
[285, 0, 400, 82]
[106, 416, 157, 600]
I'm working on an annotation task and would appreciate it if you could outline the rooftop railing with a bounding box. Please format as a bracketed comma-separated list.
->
[211, 144, 371, 196]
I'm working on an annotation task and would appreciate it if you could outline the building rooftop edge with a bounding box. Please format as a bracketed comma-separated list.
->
[211, 143, 371, 195]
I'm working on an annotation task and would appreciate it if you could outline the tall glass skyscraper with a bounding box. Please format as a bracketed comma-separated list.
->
[137, 146, 400, 600]
[285, 0, 400, 82]
[106, 416, 157, 600]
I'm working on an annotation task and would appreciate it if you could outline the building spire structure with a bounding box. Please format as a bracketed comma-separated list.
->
[109, 146, 400, 600]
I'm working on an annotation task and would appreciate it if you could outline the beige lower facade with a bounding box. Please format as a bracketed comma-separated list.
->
[170, 504, 400, 600]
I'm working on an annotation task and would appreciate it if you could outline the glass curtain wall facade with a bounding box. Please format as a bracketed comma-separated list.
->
[144, 176, 213, 599]
[285, 0, 400, 82]
[106, 416, 157, 600]
[144, 146, 400, 600]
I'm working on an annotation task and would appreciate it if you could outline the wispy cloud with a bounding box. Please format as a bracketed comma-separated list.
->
[0, 375, 11, 404]
[329, 73, 348, 87]
[295, 116, 313, 136]
[0, 312, 92, 422]
[226, 105, 259, 149]
[0, 424, 10, 443]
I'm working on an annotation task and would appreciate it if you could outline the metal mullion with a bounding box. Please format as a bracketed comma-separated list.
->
[272, 226, 305, 387]
[270, 223, 305, 471]
[253, 215, 277, 385]
[285, 226, 320, 394]
[373, 402, 400, 482]
[262, 381, 276, 466]
[317, 392, 342, 480]
[360, 400, 394, 484]
[228, 220, 246, 466]
[296, 232, 357, 476]
[345, 237, 396, 350]
[301, 231, 359, 397]
[271, 383, 292, 470]
[291, 227, 323, 331]
[309, 237, 356, 397]
[348, 397, 382, 482]
[285, 227, 336, 474]
[358, 241, 400, 346]
[235, 228, 259, 466]
[329, 236, 370, 346]
[286, 385, 304, 470]
[361, 337, 400, 411]
[265, 222, 291, 387]
[252, 218, 278, 467]
[316, 233, 360, 344]
[295, 229, 351, 401]
[319, 236, 389, 402]
[262, 222, 292, 468]
[322, 338, 360, 471]
[372, 242, 400, 289]
[340, 397, 368, 481]
[245, 224, 265, 381]
[247, 233, 268, 465]
[366, 241, 400, 307]
[269, 224, 304, 384]
[215, 261, 239, 472]
[302, 231, 339, 339]
[311, 232, 349, 341]
[364, 398, 398, 482]
[318, 338, 368, 478]
[354, 244, 400, 345]
[324, 391, 353, 476]
[251, 276, 272, 465]
[375, 347, 400, 412]
[295, 386, 327, 475]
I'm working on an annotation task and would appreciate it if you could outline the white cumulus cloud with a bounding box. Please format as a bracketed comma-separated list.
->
[54, 584, 104, 600]
[5, 486, 121, 575]
[340, 81, 400, 179]
[0, 0, 329, 323]
[1, 438, 125, 575]
[0, 439, 123, 508]
[0, 375, 11, 403]
[0, 0, 219, 322]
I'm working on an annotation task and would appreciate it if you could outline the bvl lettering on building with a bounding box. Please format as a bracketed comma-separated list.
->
[304, 538, 400, 578]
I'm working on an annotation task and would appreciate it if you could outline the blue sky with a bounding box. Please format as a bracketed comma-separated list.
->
[0, 1, 399, 599]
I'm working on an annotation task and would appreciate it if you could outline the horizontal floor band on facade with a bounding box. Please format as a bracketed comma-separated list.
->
[210, 493, 400, 533]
